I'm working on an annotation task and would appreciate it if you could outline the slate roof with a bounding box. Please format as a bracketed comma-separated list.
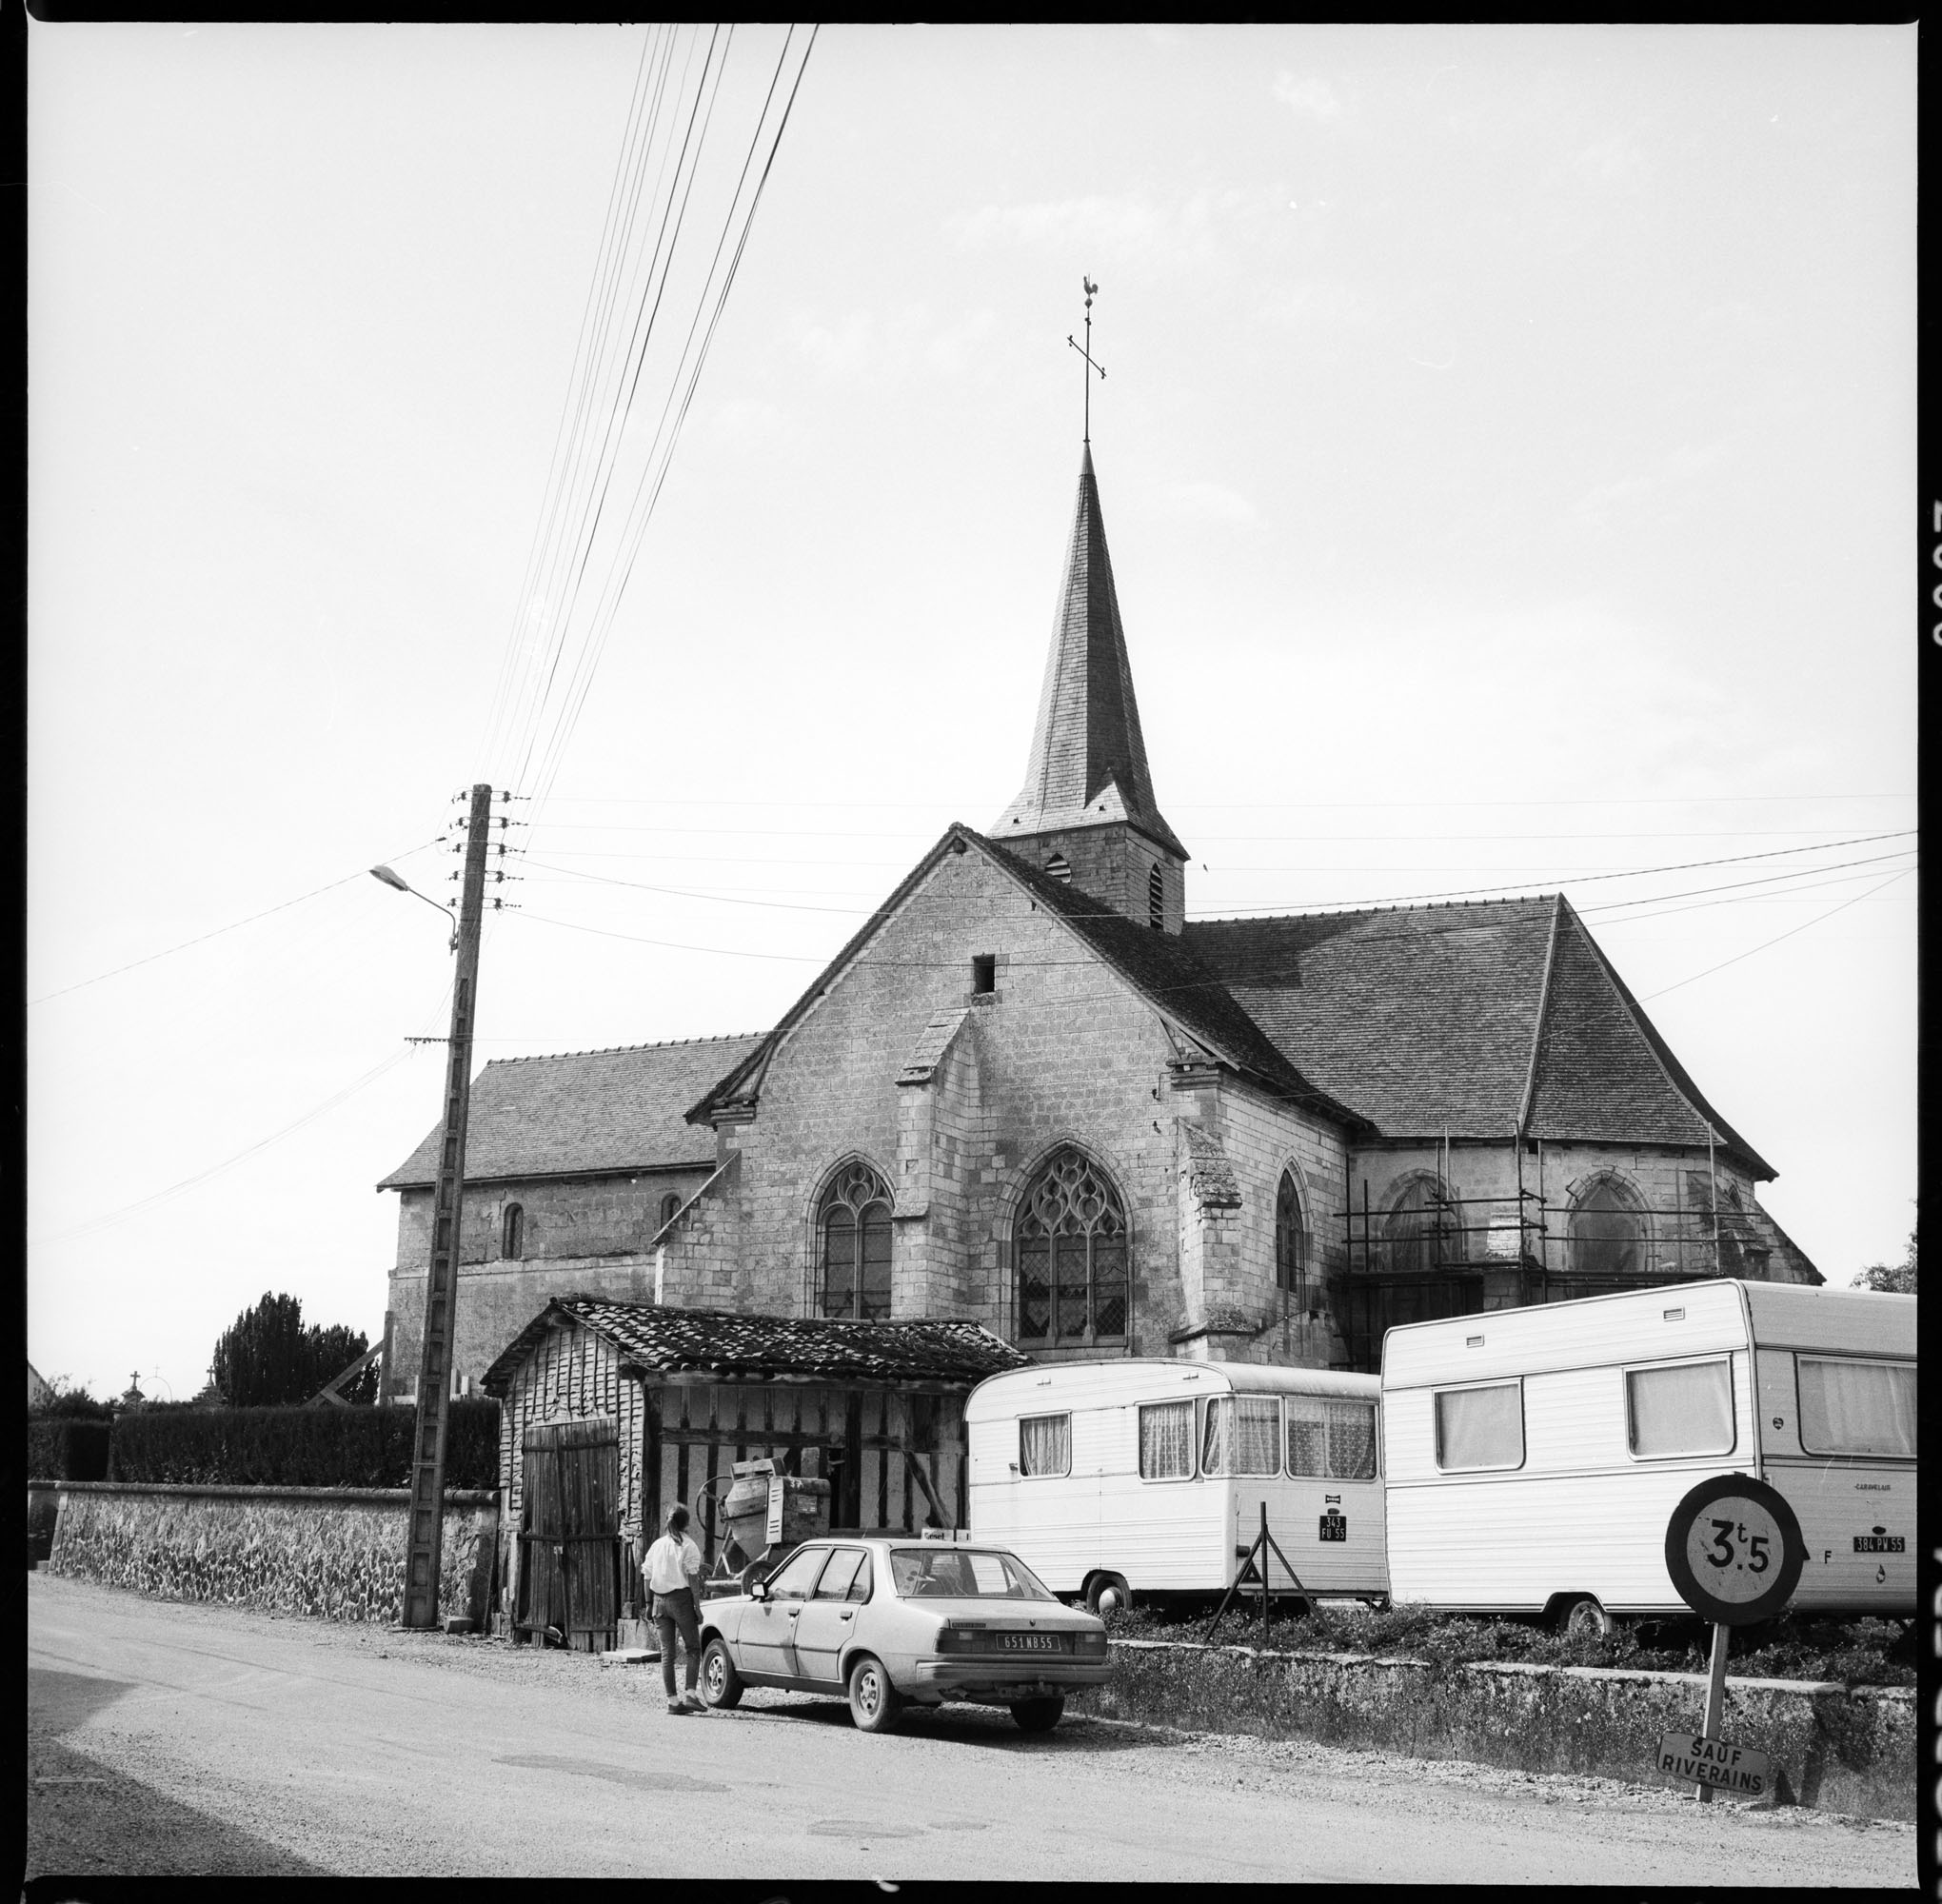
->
[377, 1035, 764, 1190]
[1185, 896, 1771, 1178]
[990, 446, 1188, 861]
[481, 1297, 1030, 1398]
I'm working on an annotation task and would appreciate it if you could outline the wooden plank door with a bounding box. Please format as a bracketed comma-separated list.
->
[519, 1417, 622, 1652]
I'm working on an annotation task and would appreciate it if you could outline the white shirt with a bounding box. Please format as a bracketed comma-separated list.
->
[644, 1532, 703, 1596]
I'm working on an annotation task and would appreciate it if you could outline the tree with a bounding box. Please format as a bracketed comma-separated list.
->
[1852, 1227, 1916, 1295]
[29, 1375, 114, 1420]
[208, 1292, 371, 1407]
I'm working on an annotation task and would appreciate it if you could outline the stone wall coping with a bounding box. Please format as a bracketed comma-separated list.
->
[1109, 1635, 1907, 1699]
[37, 1478, 498, 1507]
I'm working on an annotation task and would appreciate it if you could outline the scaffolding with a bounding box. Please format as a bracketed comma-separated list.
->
[1332, 1136, 1772, 1374]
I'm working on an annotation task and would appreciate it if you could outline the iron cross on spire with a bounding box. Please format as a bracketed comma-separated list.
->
[1066, 275, 1105, 444]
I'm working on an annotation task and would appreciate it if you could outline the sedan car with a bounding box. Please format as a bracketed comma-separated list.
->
[696, 1533, 1111, 1733]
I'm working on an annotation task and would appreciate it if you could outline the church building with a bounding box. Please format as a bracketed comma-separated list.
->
[379, 444, 1817, 1396]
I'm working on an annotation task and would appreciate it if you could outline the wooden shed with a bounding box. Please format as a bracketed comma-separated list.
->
[480, 1298, 1028, 1650]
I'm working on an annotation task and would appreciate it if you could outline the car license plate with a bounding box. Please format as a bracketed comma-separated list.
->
[996, 1633, 1062, 1652]
[1853, 1535, 1904, 1553]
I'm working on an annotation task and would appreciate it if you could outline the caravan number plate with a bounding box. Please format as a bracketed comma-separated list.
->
[1318, 1511, 1347, 1542]
[1853, 1535, 1904, 1553]
[996, 1633, 1062, 1652]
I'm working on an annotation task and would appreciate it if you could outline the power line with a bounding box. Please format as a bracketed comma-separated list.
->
[1641, 868, 1915, 1002]
[27, 840, 442, 1005]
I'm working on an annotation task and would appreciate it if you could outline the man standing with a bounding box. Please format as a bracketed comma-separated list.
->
[639, 1505, 706, 1715]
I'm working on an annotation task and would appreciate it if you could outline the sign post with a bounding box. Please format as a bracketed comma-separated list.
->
[1659, 1475, 1806, 1804]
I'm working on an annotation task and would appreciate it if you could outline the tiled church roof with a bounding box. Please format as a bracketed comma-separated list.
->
[990, 446, 1188, 861]
[377, 1035, 764, 1189]
[481, 1297, 1028, 1397]
[1185, 897, 1771, 1178]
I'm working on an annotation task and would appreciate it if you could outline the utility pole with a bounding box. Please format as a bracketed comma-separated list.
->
[401, 782, 494, 1630]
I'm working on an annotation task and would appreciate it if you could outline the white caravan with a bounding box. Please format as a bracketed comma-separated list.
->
[965, 1359, 1388, 1612]
[1380, 1279, 1915, 1626]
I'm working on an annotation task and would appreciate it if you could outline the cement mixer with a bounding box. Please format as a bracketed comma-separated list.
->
[696, 1458, 832, 1598]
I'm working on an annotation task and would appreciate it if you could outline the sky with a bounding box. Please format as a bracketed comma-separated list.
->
[29, 24, 1916, 1402]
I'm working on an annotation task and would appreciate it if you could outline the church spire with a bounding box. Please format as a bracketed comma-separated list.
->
[993, 447, 1189, 930]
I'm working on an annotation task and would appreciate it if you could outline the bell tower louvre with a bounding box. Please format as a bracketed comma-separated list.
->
[992, 445, 1189, 933]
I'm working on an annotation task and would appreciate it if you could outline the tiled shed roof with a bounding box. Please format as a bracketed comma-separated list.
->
[1185, 897, 1770, 1177]
[481, 1298, 1029, 1397]
[377, 1035, 763, 1190]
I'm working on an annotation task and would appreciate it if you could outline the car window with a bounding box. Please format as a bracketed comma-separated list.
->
[846, 1554, 873, 1602]
[763, 1546, 830, 1601]
[812, 1548, 867, 1601]
[888, 1548, 1055, 1600]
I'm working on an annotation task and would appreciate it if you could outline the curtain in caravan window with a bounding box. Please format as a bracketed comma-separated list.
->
[1435, 1383, 1523, 1471]
[1200, 1397, 1280, 1476]
[1018, 1413, 1071, 1477]
[1326, 1401, 1377, 1479]
[1286, 1398, 1327, 1477]
[1627, 1359, 1734, 1458]
[1288, 1398, 1377, 1478]
[1139, 1401, 1194, 1478]
[1797, 1357, 1916, 1458]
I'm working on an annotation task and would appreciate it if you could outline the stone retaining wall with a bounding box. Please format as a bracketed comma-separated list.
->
[45, 1480, 499, 1627]
[1080, 1639, 1912, 1823]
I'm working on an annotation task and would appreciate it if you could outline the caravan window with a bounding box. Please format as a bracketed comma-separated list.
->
[1138, 1400, 1195, 1479]
[1287, 1398, 1379, 1479]
[1200, 1397, 1281, 1477]
[1796, 1357, 1917, 1458]
[1435, 1382, 1524, 1472]
[1018, 1413, 1071, 1478]
[1627, 1359, 1735, 1458]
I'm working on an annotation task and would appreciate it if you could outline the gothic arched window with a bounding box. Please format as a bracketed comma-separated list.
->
[659, 1191, 682, 1229]
[1568, 1176, 1648, 1278]
[1016, 1147, 1129, 1346]
[502, 1203, 525, 1260]
[1275, 1171, 1306, 1295]
[819, 1160, 893, 1320]
[1147, 863, 1164, 929]
[1382, 1176, 1457, 1275]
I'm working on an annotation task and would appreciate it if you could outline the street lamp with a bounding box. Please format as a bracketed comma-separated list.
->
[370, 864, 456, 950]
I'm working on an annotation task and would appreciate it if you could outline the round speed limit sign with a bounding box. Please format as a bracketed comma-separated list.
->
[1663, 1475, 1806, 1624]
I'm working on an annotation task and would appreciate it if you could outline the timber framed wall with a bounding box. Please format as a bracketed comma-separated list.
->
[492, 1313, 973, 1626]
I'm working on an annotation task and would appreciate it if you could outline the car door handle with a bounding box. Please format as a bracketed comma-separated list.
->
[838, 1611, 854, 1620]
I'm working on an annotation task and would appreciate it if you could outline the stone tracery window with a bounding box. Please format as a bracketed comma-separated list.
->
[1275, 1170, 1307, 1297]
[1382, 1175, 1459, 1275]
[819, 1160, 893, 1320]
[1568, 1175, 1648, 1278]
[1016, 1147, 1128, 1346]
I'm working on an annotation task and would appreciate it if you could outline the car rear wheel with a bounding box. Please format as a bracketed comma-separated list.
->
[1010, 1696, 1065, 1734]
[1084, 1572, 1131, 1616]
[1555, 1594, 1615, 1639]
[846, 1656, 902, 1734]
[700, 1636, 743, 1710]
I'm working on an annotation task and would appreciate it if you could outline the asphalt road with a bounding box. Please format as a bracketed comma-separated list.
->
[26, 1572, 1915, 1884]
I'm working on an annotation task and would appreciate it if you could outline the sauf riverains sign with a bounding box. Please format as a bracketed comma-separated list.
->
[1655, 1731, 1775, 1799]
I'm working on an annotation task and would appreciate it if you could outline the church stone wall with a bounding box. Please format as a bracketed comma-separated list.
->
[384, 1166, 712, 1394]
[1344, 1140, 1813, 1284]
[658, 845, 1194, 1354]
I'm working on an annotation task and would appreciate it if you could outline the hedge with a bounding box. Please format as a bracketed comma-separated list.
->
[106, 1398, 500, 1490]
[27, 1418, 111, 1482]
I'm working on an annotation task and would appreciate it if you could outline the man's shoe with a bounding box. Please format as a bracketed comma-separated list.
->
[682, 1690, 707, 1711]
[666, 1699, 690, 1716]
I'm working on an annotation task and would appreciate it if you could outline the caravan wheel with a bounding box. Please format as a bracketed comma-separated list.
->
[1555, 1595, 1615, 1639]
[1084, 1572, 1131, 1616]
